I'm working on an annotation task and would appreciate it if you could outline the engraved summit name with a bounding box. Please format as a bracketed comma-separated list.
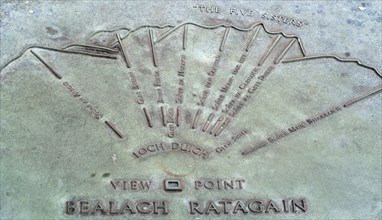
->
[65, 198, 306, 215]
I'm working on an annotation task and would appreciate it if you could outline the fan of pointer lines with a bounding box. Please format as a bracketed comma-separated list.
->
[12, 23, 382, 159]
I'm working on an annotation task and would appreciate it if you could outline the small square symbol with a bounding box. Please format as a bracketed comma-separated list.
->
[164, 179, 183, 192]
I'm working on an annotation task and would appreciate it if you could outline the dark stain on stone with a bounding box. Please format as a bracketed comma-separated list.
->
[376, 17, 382, 22]
[102, 173, 111, 178]
[90, 173, 96, 177]
[341, 72, 349, 77]
[346, 19, 363, 27]
[344, 52, 351, 57]
[294, 93, 311, 104]
[46, 27, 59, 35]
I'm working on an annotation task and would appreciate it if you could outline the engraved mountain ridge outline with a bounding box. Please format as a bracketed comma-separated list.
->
[1, 22, 381, 161]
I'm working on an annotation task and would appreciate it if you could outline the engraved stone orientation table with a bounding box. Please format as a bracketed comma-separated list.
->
[0, 1, 381, 219]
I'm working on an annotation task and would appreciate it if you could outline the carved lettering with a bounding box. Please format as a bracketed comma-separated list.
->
[194, 179, 245, 190]
[110, 180, 152, 191]
[188, 199, 307, 215]
[65, 200, 168, 215]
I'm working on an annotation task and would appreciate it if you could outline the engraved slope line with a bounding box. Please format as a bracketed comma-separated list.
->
[202, 113, 215, 132]
[219, 28, 230, 52]
[258, 35, 282, 66]
[196, 28, 229, 109]
[30, 50, 63, 79]
[343, 84, 382, 107]
[143, 107, 153, 128]
[191, 109, 202, 129]
[105, 121, 124, 139]
[210, 116, 224, 135]
[175, 106, 180, 126]
[149, 29, 158, 67]
[161, 106, 166, 126]
[245, 26, 261, 52]
[215, 118, 230, 136]
[183, 25, 188, 50]
[116, 33, 132, 68]
[274, 39, 296, 64]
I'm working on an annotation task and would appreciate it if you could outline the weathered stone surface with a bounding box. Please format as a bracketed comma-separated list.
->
[0, 1, 381, 219]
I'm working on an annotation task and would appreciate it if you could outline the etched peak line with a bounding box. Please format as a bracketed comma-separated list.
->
[152, 26, 182, 45]
[343, 84, 382, 107]
[274, 39, 296, 64]
[30, 50, 62, 79]
[149, 29, 158, 67]
[105, 120, 124, 139]
[176, 106, 180, 126]
[161, 106, 166, 126]
[245, 26, 261, 52]
[214, 118, 230, 136]
[219, 27, 230, 52]
[242, 142, 267, 156]
[143, 107, 153, 128]
[282, 55, 382, 79]
[210, 116, 224, 134]
[297, 39, 306, 56]
[191, 109, 202, 129]
[116, 33, 132, 68]
[202, 113, 215, 132]
[258, 35, 282, 66]
[183, 25, 188, 50]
